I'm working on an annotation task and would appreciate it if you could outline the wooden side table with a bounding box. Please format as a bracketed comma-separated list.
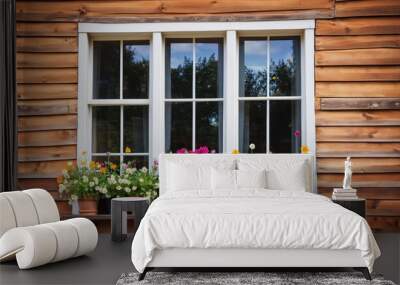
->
[332, 198, 366, 218]
[111, 197, 150, 242]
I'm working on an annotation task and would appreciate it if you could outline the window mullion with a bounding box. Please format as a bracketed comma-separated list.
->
[192, 38, 196, 151]
[266, 36, 270, 154]
[120, 40, 123, 166]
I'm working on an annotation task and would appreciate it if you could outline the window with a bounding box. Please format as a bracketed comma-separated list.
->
[238, 37, 301, 153]
[165, 38, 224, 153]
[91, 40, 150, 168]
[79, 21, 315, 178]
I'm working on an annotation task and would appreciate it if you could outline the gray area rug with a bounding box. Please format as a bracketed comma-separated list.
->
[117, 272, 396, 285]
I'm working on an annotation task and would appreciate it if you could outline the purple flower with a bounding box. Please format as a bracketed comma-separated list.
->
[176, 148, 188, 154]
[293, 130, 301, 137]
[195, 146, 209, 154]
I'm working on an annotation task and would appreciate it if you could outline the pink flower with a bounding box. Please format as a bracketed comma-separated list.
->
[195, 146, 209, 154]
[293, 130, 301, 137]
[176, 148, 188, 154]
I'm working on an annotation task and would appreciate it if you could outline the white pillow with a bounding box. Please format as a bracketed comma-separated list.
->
[166, 162, 211, 192]
[237, 157, 310, 191]
[236, 169, 267, 189]
[211, 168, 237, 190]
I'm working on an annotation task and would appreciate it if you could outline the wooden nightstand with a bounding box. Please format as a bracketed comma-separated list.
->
[332, 198, 366, 218]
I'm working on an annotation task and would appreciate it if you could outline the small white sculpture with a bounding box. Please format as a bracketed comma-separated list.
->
[343, 156, 352, 190]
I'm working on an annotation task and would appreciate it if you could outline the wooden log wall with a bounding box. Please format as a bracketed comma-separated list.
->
[15, 0, 400, 231]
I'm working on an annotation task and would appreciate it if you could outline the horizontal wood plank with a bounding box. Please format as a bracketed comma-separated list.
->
[316, 17, 400, 36]
[318, 173, 400, 187]
[18, 160, 73, 178]
[336, 0, 400, 18]
[316, 142, 400, 157]
[315, 66, 400, 81]
[17, 178, 59, 191]
[17, 84, 77, 100]
[17, 68, 78, 83]
[319, 98, 400, 110]
[316, 35, 400, 50]
[18, 145, 77, 162]
[16, 37, 77, 52]
[17, 53, 78, 68]
[317, 126, 400, 142]
[16, 22, 77, 37]
[18, 115, 77, 131]
[316, 82, 400, 98]
[18, 99, 77, 116]
[315, 48, 400, 66]
[317, 158, 400, 173]
[18, 130, 77, 147]
[318, 187, 400, 200]
[316, 110, 400, 126]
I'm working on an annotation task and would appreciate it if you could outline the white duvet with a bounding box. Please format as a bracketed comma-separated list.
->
[131, 190, 380, 273]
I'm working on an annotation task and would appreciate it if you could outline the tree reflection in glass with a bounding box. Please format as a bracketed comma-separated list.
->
[92, 106, 120, 153]
[93, 41, 120, 99]
[123, 41, 149, 99]
[270, 38, 300, 97]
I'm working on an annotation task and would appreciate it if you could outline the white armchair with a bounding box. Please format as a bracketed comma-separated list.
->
[0, 189, 98, 269]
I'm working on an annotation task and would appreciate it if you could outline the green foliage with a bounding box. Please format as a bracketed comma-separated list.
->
[58, 156, 159, 202]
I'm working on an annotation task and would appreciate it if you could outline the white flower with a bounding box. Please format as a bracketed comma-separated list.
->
[82, 176, 89, 183]
[132, 167, 137, 172]
[58, 184, 65, 193]
[116, 186, 122, 190]
[249, 143, 256, 150]
[71, 194, 78, 201]
[154, 183, 159, 189]
[95, 186, 101, 191]
[141, 167, 148, 173]
[93, 177, 99, 185]
[139, 178, 144, 183]
[89, 181, 95, 187]
[126, 168, 134, 175]
[132, 186, 137, 191]
[125, 187, 131, 193]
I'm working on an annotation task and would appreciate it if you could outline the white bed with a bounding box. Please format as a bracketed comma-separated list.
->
[131, 154, 380, 280]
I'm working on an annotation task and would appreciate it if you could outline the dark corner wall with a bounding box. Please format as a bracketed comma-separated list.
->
[0, 0, 17, 192]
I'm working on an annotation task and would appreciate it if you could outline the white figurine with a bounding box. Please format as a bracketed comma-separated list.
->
[343, 156, 352, 190]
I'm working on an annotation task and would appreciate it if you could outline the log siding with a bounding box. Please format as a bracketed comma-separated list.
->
[15, 0, 400, 231]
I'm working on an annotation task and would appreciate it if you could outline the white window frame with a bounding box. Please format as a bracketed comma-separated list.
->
[78, 20, 316, 190]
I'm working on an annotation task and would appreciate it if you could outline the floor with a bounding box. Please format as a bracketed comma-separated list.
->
[0, 234, 135, 285]
[1, 233, 399, 285]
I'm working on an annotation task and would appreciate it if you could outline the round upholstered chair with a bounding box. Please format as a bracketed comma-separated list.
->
[0, 189, 98, 269]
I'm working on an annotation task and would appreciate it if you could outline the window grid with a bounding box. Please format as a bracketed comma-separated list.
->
[90, 40, 150, 167]
[239, 36, 302, 154]
[165, 37, 224, 152]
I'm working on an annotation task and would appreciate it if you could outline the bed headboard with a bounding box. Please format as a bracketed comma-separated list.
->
[158, 154, 315, 196]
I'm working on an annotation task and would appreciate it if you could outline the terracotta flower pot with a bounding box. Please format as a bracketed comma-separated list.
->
[79, 198, 98, 215]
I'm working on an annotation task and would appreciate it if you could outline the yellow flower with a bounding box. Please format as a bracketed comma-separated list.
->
[96, 162, 101, 169]
[272, 76, 277, 81]
[111, 163, 117, 170]
[301, 145, 310, 154]
[89, 161, 96, 169]
[125, 146, 132, 153]
[100, 167, 106, 174]
[231, 149, 240, 154]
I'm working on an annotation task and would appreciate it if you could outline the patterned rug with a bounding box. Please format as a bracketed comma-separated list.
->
[116, 271, 396, 285]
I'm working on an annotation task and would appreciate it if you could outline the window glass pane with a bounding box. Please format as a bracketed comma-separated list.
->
[239, 101, 266, 153]
[195, 39, 223, 98]
[124, 106, 148, 153]
[123, 156, 149, 169]
[166, 40, 193, 99]
[196, 102, 222, 152]
[270, 37, 300, 97]
[270, 100, 301, 153]
[92, 106, 120, 153]
[93, 41, 120, 99]
[123, 41, 149, 99]
[165, 102, 192, 152]
[240, 39, 268, 97]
